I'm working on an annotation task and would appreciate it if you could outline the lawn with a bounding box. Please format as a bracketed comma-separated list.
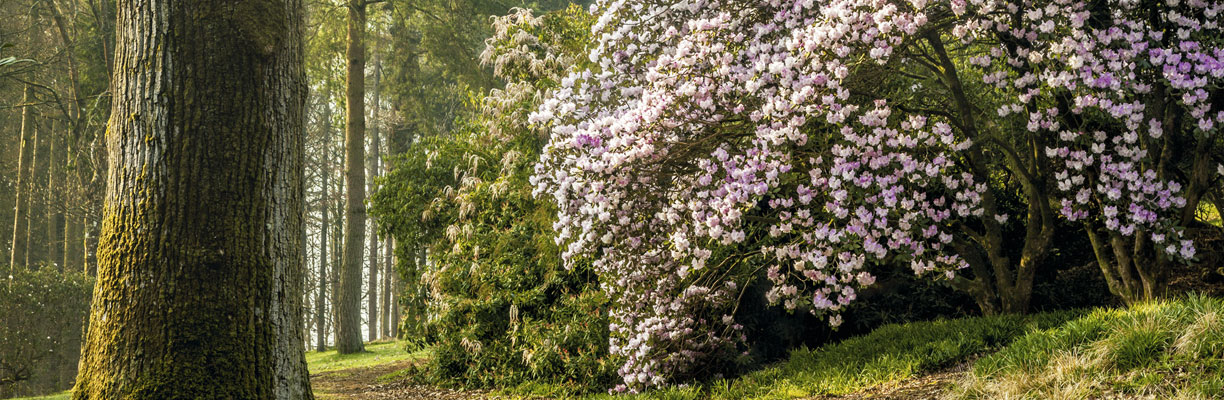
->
[305, 340, 430, 374]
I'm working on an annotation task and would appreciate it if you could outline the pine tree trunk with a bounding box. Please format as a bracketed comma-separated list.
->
[9, 86, 35, 270]
[337, 0, 369, 354]
[330, 151, 345, 347]
[381, 235, 392, 338]
[316, 101, 333, 352]
[73, 1, 312, 398]
[366, 48, 382, 342]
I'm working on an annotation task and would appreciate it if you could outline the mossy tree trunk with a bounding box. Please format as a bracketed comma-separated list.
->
[72, 1, 312, 398]
[337, 0, 370, 354]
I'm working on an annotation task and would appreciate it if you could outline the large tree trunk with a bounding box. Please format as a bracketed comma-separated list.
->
[9, 86, 35, 270]
[72, 1, 312, 398]
[337, 0, 369, 354]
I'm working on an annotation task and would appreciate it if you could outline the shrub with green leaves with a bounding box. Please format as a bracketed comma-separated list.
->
[0, 267, 94, 398]
[371, 5, 618, 392]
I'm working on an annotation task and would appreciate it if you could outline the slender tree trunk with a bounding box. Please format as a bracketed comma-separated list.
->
[366, 46, 383, 342]
[65, 208, 83, 273]
[73, 1, 312, 398]
[26, 113, 48, 268]
[381, 234, 392, 338]
[85, 218, 99, 275]
[48, 124, 66, 271]
[337, 0, 369, 354]
[9, 86, 35, 270]
[330, 147, 345, 347]
[316, 100, 333, 351]
[387, 239, 398, 338]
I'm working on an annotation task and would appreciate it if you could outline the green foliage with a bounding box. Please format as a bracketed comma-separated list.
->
[955, 295, 1224, 399]
[0, 267, 94, 398]
[370, 5, 615, 393]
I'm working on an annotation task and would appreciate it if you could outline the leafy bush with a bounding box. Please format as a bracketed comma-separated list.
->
[371, 5, 617, 393]
[0, 267, 94, 399]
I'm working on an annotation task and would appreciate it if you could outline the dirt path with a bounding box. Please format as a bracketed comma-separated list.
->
[310, 360, 493, 400]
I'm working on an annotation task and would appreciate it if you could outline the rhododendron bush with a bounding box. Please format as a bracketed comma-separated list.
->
[530, 0, 1223, 391]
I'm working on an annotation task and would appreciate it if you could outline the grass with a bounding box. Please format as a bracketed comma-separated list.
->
[951, 295, 1224, 399]
[9, 392, 69, 400]
[504, 310, 1080, 400]
[305, 340, 429, 374]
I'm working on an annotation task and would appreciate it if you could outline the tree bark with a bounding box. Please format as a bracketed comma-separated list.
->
[9, 86, 36, 270]
[73, 1, 312, 398]
[337, 0, 369, 354]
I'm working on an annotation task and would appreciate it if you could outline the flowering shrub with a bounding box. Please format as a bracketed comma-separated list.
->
[531, 0, 1223, 391]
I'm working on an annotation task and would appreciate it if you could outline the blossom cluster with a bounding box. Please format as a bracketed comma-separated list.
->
[960, 0, 1222, 258]
[530, 0, 1222, 391]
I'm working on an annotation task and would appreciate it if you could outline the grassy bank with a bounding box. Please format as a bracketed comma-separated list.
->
[507, 297, 1224, 399]
[953, 295, 1224, 399]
